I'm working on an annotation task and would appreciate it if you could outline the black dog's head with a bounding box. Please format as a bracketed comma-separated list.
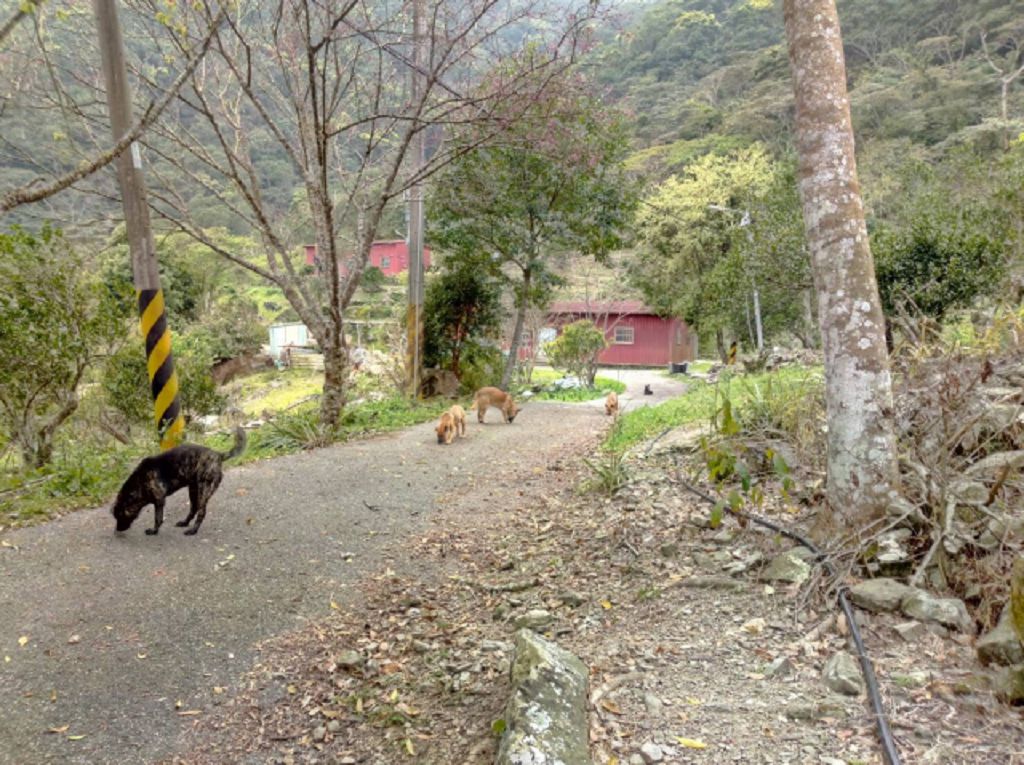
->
[111, 478, 146, 533]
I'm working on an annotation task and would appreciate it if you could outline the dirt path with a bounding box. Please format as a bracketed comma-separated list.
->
[0, 390, 679, 765]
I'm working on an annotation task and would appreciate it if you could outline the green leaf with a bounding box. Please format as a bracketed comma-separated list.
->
[709, 501, 724, 529]
[491, 718, 507, 736]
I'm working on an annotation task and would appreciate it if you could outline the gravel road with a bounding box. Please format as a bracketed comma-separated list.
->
[0, 370, 683, 765]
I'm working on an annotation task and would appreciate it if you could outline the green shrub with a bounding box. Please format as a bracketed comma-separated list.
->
[545, 320, 607, 387]
[102, 338, 226, 424]
[457, 347, 504, 394]
[261, 406, 336, 452]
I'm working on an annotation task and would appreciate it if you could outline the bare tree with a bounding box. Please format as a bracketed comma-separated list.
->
[141, 0, 601, 427]
[0, 8, 224, 215]
[783, 0, 901, 529]
[980, 27, 1024, 150]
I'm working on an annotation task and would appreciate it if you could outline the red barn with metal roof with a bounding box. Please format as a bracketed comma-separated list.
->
[544, 301, 695, 366]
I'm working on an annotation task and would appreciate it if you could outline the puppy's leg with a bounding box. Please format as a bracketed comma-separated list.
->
[146, 498, 165, 535]
[184, 472, 222, 536]
[177, 482, 200, 528]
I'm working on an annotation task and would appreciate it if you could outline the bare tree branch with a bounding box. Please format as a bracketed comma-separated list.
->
[0, 7, 225, 215]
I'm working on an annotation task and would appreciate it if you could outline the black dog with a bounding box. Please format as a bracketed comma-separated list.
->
[112, 428, 246, 536]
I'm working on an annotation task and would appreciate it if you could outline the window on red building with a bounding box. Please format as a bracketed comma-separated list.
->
[613, 326, 635, 344]
[380, 256, 391, 269]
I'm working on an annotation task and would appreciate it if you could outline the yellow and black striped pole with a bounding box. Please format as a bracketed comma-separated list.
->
[95, 0, 183, 449]
[138, 289, 185, 448]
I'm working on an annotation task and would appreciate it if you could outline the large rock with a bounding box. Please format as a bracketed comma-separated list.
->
[901, 590, 974, 633]
[978, 606, 1024, 667]
[760, 550, 811, 584]
[495, 629, 590, 765]
[848, 578, 913, 613]
[823, 651, 863, 696]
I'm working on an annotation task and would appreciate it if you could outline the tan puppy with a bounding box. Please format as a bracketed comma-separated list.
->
[449, 404, 467, 438]
[436, 411, 456, 444]
[605, 390, 619, 417]
[469, 386, 520, 423]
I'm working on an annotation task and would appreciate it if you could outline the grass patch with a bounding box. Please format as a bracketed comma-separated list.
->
[526, 368, 627, 402]
[606, 365, 823, 453]
[1, 437, 151, 526]
[232, 367, 324, 416]
[2, 394, 450, 528]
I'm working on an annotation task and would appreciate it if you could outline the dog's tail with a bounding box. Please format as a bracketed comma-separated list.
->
[468, 396, 478, 411]
[220, 426, 247, 461]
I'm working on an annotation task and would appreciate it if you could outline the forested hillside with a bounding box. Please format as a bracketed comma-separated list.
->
[593, 0, 1024, 355]
[597, 0, 1023, 174]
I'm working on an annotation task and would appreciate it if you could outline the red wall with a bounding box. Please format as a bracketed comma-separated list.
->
[304, 241, 431, 277]
[599, 314, 673, 366]
[543, 313, 693, 366]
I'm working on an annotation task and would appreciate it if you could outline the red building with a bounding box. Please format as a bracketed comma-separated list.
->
[304, 240, 431, 277]
[542, 300, 695, 366]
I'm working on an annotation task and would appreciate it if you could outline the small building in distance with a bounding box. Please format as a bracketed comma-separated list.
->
[304, 240, 432, 277]
[542, 300, 695, 366]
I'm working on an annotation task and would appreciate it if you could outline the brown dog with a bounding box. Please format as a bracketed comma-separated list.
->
[605, 391, 619, 417]
[112, 427, 246, 536]
[436, 411, 456, 444]
[470, 386, 520, 424]
[449, 404, 467, 438]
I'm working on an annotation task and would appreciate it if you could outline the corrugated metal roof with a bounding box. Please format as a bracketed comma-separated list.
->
[548, 300, 654, 315]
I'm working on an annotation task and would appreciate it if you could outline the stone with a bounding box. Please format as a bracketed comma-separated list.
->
[741, 618, 766, 635]
[901, 590, 974, 633]
[513, 609, 554, 631]
[482, 639, 513, 653]
[557, 591, 586, 608]
[326, 719, 341, 733]
[642, 692, 663, 715]
[639, 742, 664, 763]
[823, 651, 863, 696]
[893, 621, 926, 642]
[761, 550, 811, 584]
[311, 725, 326, 742]
[967, 450, 1024, 478]
[949, 479, 989, 506]
[335, 649, 364, 669]
[659, 543, 679, 558]
[783, 700, 848, 720]
[848, 578, 913, 613]
[678, 576, 746, 591]
[993, 664, 1024, 705]
[765, 656, 793, 678]
[875, 537, 913, 577]
[892, 671, 930, 689]
[691, 551, 716, 570]
[495, 629, 590, 765]
[978, 605, 1024, 667]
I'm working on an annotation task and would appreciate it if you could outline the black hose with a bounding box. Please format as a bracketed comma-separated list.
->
[679, 480, 903, 765]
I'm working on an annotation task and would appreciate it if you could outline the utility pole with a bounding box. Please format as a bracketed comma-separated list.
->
[739, 211, 764, 352]
[93, 0, 184, 448]
[404, 0, 426, 396]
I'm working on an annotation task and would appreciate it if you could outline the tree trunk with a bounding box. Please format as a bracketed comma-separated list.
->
[319, 334, 349, 430]
[715, 327, 727, 363]
[501, 269, 531, 390]
[784, 0, 901, 527]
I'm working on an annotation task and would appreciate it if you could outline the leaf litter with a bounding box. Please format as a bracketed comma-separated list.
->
[163, 418, 1024, 764]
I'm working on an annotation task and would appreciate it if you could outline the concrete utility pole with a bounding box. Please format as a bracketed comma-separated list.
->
[405, 0, 426, 397]
[93, 0, 184, 448]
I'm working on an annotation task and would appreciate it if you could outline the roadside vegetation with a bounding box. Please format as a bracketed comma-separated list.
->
[606, 365, 824, 454]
